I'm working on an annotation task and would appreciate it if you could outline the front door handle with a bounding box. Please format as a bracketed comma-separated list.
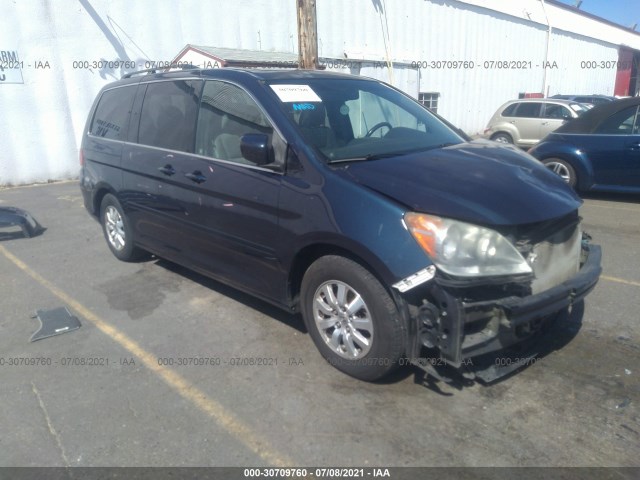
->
[158, 164, 175, 176]
[628, 142, 640, 151]
[184, 171, 207, 184]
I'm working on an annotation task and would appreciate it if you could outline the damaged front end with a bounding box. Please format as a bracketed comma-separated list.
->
[397, 210, 602, 383]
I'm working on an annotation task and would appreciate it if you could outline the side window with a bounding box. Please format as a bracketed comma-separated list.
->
[596, 106, 639, 135]
[137, 80, 201, 153]
[90, 86, 136, 140]
[195, 81, 273, 164]
[514, 103, 542, 118]
[501, 103, 518, 117]
[543, 104, 572, 119]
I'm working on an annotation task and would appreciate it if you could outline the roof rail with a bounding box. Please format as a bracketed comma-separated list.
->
[122, 63, 199, 79]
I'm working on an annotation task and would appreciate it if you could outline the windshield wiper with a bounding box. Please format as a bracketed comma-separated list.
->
[328, 143, 458, 164]
[329, 152, 402, 163]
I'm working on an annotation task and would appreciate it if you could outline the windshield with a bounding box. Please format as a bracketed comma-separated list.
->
[267, 78, 464, 162]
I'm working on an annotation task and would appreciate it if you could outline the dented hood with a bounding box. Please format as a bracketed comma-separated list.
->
[334, 140, 582, 226]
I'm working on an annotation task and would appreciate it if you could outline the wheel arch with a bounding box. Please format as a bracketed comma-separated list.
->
[92, 183, 118, 218]
[287, 241, 397, 313]
[539, 152, 593, 191]
[490, 130, 515, 142]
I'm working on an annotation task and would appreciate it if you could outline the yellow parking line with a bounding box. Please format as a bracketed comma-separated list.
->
[601, 275, 640, 288]
[0, 244, 294, 467]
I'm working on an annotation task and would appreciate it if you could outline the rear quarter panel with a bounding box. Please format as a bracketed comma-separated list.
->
[530, 137, 594, 190]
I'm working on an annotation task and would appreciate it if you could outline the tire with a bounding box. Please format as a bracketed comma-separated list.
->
[300, 255, 406, 381]
[100, 194, 146, 262]
[542, 158, 577, 188]
[491, 132, 513, 144]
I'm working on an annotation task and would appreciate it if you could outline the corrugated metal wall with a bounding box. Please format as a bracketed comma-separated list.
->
[0, 0, 628, 185]
[0, 0, 297, 185]
[546, 30, 618, 95]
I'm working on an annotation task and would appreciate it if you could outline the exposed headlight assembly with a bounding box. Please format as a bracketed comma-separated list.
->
[404, 213, 532, 277]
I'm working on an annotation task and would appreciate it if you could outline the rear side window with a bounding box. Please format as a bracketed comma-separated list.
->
[514, 103, 542, 118]
[138, 80, 201, 153]
[596, 106, 640, 134]
[90, 86, 136, 140]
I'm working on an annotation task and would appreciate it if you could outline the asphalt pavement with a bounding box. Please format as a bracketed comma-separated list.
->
[0, 181, 638, 468]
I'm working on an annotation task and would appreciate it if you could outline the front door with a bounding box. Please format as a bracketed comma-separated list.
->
[539, 103, 571, 140]
[180, 80, 285, 300]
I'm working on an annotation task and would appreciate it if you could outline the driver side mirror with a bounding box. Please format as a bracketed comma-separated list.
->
[240, 134, 271, 165]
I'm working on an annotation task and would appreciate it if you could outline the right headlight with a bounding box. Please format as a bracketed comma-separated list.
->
[404, 212, 532, 277]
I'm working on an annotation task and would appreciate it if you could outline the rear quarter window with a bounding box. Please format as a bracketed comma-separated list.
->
[90, 86, 137, 140]
[596, 106, 640, 134]
[501, 103, 518, 117]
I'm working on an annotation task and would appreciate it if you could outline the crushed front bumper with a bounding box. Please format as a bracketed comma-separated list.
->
[408, 244, 602, 381]
[0, 207, 43, 238]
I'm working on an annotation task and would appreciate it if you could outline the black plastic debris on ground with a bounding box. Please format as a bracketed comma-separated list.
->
[0, 206, 44, 239]
[30, 307, 81, 342]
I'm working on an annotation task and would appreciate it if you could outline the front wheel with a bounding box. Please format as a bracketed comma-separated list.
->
[542, 158, 577, 188]
[300, 255, 406, 381]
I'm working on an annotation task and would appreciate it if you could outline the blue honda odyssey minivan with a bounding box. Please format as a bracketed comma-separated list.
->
[80, 67, 601, 383]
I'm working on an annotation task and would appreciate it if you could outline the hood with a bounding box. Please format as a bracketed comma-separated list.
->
[334, 140, 582, 226]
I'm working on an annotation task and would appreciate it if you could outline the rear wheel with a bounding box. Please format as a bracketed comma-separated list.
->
[491, 132, 513, 144]
[542, 158, 577, 188]
[100, 194, 146, 262]
[300, 255, 406, 381]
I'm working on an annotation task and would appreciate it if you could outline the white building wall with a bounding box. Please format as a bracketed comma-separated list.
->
[461, 0, 640, 49]
[545, 30, 619, 96]
[0, 0, 638, 185]
[0, 0, 297, 186]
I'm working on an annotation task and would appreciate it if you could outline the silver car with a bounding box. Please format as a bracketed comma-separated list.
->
[483, 98, 588, 147]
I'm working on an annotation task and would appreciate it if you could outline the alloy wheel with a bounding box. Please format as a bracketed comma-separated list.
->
[313, 280, 374, 359]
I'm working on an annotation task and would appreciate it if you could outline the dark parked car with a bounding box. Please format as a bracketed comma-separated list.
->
[529, 97, 640, 192]
[550, 94, 617, 106]
[80, 67, 601, 383]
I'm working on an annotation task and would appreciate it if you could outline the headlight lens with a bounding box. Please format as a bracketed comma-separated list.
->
[404, 213, 532, 277]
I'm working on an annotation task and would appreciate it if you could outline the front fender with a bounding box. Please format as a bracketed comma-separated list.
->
[278, 171, 432, 289]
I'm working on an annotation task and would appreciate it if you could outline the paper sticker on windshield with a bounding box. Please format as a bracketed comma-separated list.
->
[270, 85, 322, 103]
